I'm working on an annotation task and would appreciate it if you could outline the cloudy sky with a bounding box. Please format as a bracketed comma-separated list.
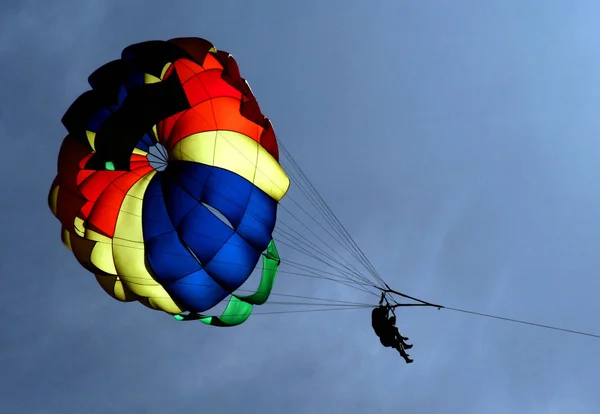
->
[2, 1, 600, 413]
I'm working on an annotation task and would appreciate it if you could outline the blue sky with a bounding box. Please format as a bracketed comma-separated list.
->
[2, 1, 600, 413]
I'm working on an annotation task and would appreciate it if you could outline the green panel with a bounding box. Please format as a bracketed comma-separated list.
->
[173, 239, 280, 327]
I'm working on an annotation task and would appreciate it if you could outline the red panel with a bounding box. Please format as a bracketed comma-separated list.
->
[86, 164, 154, 237]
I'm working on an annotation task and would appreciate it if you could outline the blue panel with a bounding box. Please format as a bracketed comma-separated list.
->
[178, 203, 235, 264]
[135, 133, 156, 152]
[203, 232, 261, 292]
[124, 72, 144, 92]
[142, 173, 231, 312]
[236, 186, 277, 249]
[164, 162, 209, 202]
[117, 84, 128, 106]
[136, 140, 150, 152]
[204, 166, 251, 228]
[164, 269, 229, 312]
[86, 108, 112, 132]
[141, 174, 176, 238]
[162, 175, 202, 228]
[144, 231, 201, 283]
[121, 48, 135, 60]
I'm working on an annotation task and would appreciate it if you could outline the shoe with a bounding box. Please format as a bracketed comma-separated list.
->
[403, 344, 413, 349]
[402, 337, 409, 341]
[405, 358, 413, 363]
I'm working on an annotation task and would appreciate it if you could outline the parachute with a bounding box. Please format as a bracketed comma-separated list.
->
[47, 37, 600, 347]
[48, 38, 290, 326]
[49, 36, 436, 330]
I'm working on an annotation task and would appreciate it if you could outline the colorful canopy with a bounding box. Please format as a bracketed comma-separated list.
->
[48, 38, 290, 326]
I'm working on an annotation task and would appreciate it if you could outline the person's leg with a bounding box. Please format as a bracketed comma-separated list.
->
[394, 329, 413, 349]
[394, 327, 409, 341]
[395, 344, 413, 363]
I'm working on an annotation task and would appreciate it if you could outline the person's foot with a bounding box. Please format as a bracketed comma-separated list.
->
[403, 344, 413, 349]
[404, 358, 414, 363]
[402, 336, 409, 341]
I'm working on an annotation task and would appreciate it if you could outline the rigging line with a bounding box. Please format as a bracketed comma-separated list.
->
[383, 287, 444, 309]
[281, 259, 378, 293]
[183, 306, 373, 319]
[273, 229, 357, 280]
[275, 209, 351, 262]
[273, 212, 357, 269]
[279, 145, 360, 247]
[280, 147, 370, 269]
[272, 244, 370, 287]
[278, 150, 372, 267]
[274, 221, 361, 277]
[279, 145, 346, 235]
[274, 227, 374, 287]
[274, 222, 366, 282]
[257, 291, 374, 306]
[276, 216, 375, 290]
[282, 257, 375, 286]
[264, 301, 370, 307]
[278, 257, 367, 288]
[281, 145, 386, 287]
[281, 159, 357, 258]
[279, 175, 366, 272]
[247, 305, 372, 316]
[279, 266, 366, 286]
[273, 223, 367, 281]
[279, 144, 386, 288]
[275, 229, 373, 291]
[278, 264, 379, 297]
[276, 201, 375, 287]
[443, 306, 600, 339]
[274, 237, 379, 295]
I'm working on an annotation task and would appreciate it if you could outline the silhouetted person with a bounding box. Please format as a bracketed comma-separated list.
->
[371, 293, 414, 363]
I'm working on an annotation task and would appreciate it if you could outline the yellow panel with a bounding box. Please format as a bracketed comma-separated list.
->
[73, 216, 85, 237]
[61, 228, 72, 251]
[85, 228, 111, 243]
[49, 185, 59, 217]
[144, 73, 162, 84]
[111, 170, 182, 313]
[90, 240, 118, 275]
[71, 235, 95, 268]
[170, 130, 290, 201]
[160, 62, 172, 80]
[148, 297, 185, 314]
[132, 147, 148, 156]
[86, 130, 96, 151]
[83, 228, 118, 275]
[95, 273, 137, 302]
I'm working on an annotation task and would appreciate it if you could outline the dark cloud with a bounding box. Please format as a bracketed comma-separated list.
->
[2, 1, 600, 413]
